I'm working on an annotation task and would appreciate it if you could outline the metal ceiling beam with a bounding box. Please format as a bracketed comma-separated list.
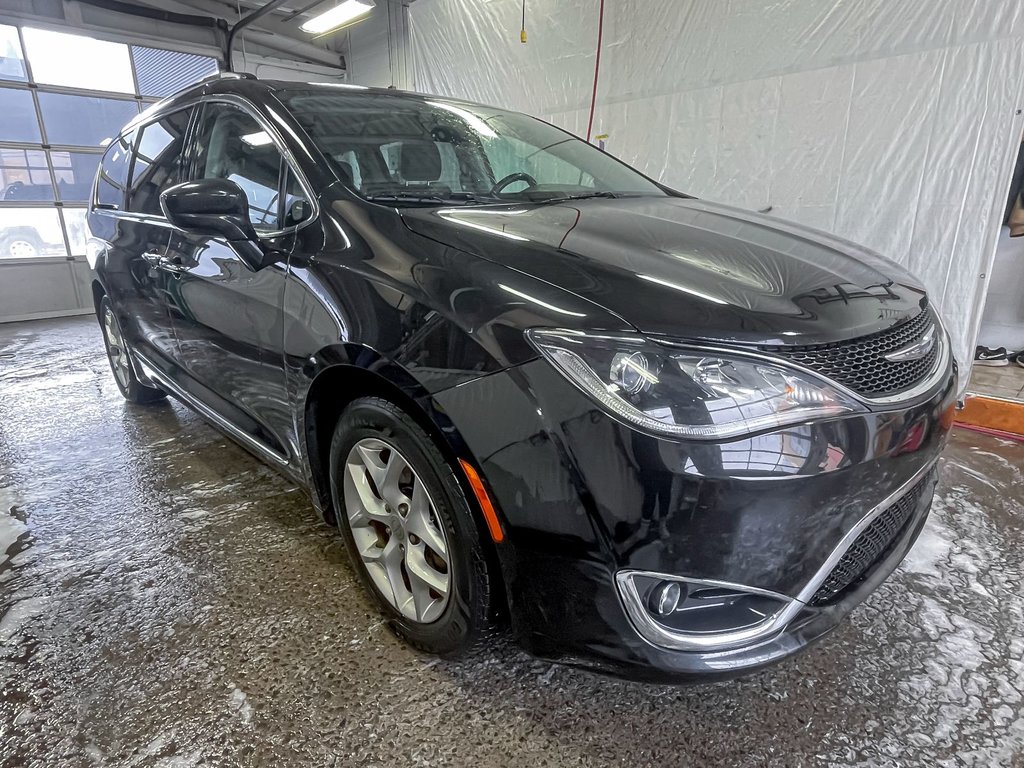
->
[127, 0, 345, 70]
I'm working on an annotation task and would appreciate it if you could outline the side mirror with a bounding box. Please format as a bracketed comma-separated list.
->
[160, 178, 275, 270]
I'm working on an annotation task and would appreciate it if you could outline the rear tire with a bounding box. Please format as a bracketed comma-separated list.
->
[98, 295, 165, 404]
[329, 396, 494, 656]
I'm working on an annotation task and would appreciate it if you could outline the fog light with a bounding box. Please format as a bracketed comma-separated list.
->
[649, 580, 682, 616]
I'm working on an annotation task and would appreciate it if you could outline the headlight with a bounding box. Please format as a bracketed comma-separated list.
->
[527, 329, 864, 439]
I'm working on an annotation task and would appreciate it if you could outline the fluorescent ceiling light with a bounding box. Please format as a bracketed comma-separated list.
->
[301, 0, 374, 34]
[241, 131, 273, 147]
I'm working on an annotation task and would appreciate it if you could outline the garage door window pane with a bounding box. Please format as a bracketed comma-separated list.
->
[0, 207, 66, 259]
[61, 208, 88, 255]
[131, 46, 217, 97]
[0, 149, 53, 201]
[0, 25, 27, 82]
[0, 87, 40, 143]
[51, 151, 102, 202]
[38, 92, 138, 147]
[22, 28, 134, 93]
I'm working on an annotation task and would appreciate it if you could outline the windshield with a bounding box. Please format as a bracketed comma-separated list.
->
[277, 89, 667, 205]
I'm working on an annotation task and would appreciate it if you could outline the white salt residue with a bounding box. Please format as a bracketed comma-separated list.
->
[0, 596, 51, 644]
[967, 449, 1016, 470]
[0, 514, 27, 562]
[2, 371, 95, 397]
[0, 485, 18, 512]
[154, 754, 203, 768]
[0, 487, 27, 566]
[229, 687, 252, 725]
[945, 461, 1000, 491]
[901, 514, 953, 578]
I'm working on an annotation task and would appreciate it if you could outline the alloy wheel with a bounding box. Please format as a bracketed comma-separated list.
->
[8, 239, 38, 259]
[102, 306, 131, 389]
[343, 437, 451, 623]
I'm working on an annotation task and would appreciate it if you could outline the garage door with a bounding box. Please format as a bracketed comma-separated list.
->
[0, 24, 216, 323]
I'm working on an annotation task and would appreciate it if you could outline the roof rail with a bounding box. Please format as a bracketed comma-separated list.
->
[197, 71, 256, 85]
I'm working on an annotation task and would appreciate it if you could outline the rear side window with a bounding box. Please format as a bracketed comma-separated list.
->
[94, 129, 135, 210]
[126, 107, 192, 216]
[191, 102, 307, 231]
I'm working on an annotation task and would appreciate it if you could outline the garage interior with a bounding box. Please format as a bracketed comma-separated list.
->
[1, 1, 1023, 766]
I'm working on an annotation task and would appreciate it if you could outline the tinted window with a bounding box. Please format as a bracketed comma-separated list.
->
[278, 90, 665, 204]
[127, 108, 191, 215]
[95, 129, 136, 210]
[192, 102, 307, 231]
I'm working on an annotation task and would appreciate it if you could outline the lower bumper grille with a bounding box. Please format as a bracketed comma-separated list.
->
[810, 468, 937, 606]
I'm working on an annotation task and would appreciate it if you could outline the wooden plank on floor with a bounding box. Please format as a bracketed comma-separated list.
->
[955, 394, 1024, 439]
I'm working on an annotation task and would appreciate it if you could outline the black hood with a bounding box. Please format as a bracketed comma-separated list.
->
[400, 196, 928, 346]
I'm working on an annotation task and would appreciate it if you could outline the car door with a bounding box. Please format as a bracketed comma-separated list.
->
[162, 99, 308, 463]
[97, 107, 193, 368]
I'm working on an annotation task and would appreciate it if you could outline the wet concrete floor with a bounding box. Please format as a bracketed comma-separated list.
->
[0, 315, 1022, 767]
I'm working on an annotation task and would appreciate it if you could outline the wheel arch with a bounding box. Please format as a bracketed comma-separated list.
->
[301, 347, 510, 619]
[91, 278, 106, 313]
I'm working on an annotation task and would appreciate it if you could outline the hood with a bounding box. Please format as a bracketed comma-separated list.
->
[400, 196, 928, 346]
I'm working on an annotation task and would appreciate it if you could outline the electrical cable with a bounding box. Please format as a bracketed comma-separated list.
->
[585, 0, 605, 142]
[387, 0, 395, 86]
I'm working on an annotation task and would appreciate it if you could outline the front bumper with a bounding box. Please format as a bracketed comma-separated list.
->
[434, 357, 957, 681]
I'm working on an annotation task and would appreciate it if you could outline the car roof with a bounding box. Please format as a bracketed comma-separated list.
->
[155, 74, 506, 118]
[119, 74, 520, 148]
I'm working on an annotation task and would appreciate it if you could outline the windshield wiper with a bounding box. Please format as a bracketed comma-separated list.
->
[364, 192, 450, 205]
[529, 191, 621, 205]
[364, 192, 497, 206]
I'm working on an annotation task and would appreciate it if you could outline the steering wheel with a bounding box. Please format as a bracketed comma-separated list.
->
[489, 172, 539, 196]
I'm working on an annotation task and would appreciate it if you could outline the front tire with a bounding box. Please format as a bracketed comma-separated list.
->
[329, 397, 494, 656]
[98, 295, 165, 404]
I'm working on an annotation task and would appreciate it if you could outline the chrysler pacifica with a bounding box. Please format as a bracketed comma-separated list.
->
[87, 74, 957, 681]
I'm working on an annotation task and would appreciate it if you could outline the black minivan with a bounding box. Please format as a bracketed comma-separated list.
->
[88, 74, 957, 681]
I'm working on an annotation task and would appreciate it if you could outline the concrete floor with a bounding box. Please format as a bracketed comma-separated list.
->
[1, 316, 1023, 768]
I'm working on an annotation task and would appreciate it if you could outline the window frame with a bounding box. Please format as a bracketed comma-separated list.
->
[185, 95, 318, 239]
[123, 104, 196, 217]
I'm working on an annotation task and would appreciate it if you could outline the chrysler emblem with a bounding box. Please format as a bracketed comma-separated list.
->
[884, 326, 936, 362]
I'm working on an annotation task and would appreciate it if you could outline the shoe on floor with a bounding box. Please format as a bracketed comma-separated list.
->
[975, 346, 1010, 366]
[1012, 351, 1024, 369]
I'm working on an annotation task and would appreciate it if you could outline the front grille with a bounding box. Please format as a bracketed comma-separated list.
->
[761, 308, 938, 398]
[810, 469, 936, 606]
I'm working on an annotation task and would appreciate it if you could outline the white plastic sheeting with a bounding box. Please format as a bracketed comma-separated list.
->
[409, 0, 1024, 367]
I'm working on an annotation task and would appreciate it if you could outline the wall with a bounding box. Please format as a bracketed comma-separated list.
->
[409, 0, 1024, 370]
[345, 0, 412, 88]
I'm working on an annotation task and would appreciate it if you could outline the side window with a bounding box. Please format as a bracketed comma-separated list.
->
[336, 149, 362, 189]
[191, 102, 307, 232]
[126, 108, 191, 216]
[95, 128, 135, 210]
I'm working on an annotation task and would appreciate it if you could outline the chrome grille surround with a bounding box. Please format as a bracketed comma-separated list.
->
[809, 468, 936, 605]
